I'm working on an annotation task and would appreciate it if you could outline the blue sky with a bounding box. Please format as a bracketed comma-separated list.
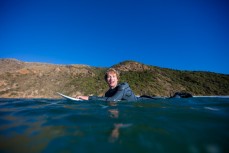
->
[0, 0, 229, 74]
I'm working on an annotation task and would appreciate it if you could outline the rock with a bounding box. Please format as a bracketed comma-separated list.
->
[170, 92, 193, 98]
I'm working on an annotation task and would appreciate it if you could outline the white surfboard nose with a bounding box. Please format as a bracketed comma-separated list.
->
[57, 92, 82, 101]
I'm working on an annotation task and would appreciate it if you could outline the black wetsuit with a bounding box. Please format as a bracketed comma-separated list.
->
[89, 82, 138, 101]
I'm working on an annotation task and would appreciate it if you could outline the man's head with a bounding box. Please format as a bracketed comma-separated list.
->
[104, 68, 119, 89]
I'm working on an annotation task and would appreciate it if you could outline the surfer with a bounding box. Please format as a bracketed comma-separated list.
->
[75, 68, 192, 101]
[76, 68, 138, 101]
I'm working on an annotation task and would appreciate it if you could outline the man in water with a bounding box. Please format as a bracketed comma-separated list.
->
[76, 68, 137, 101]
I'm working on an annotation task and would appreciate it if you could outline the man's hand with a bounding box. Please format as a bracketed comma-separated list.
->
[76, 96, 89, 100]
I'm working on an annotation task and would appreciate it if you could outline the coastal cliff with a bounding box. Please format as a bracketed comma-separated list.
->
[0, 59, 228, 98]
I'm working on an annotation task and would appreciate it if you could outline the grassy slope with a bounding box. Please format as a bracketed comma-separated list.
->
[0, 59, 228, 98]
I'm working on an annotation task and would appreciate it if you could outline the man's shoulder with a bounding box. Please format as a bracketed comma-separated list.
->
[118, 82, 129, 90]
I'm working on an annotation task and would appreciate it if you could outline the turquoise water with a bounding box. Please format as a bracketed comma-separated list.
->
[0, 98, 229, 153]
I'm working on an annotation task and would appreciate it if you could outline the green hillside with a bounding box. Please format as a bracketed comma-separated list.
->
[0, 59, 228, 98]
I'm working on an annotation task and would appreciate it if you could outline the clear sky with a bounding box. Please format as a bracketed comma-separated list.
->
[0, 0, 229, 74]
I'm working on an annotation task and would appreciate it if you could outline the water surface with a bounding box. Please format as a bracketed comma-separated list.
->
[0, 98, 228, 153]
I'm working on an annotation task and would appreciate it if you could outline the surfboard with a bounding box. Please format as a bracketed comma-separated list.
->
[57, 92, 82, 101]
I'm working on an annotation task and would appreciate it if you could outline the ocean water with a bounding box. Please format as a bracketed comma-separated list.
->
[0, 98, 228, 153]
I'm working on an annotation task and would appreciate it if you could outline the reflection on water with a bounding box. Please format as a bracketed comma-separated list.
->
[109, 123, 132, 143]
[107, 102, 132, 143]
[108, 109, 119, 118]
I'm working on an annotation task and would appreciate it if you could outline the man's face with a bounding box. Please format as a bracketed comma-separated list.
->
[106, 72, 118, 89]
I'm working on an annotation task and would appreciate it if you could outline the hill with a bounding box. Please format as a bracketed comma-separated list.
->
[0, 59, 228, 98]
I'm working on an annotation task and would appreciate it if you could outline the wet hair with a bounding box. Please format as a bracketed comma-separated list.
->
[104, 68, 120, 81]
